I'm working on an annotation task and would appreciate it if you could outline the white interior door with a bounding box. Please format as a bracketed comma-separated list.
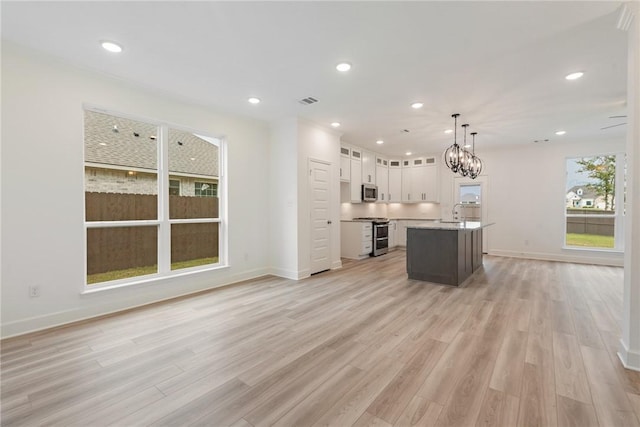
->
[310, 159, 332, 274]
[454, 176, 489, 253]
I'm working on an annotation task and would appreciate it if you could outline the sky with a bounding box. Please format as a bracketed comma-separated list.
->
[566, 157, 599, 190]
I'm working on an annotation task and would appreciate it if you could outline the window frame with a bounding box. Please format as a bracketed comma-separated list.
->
[83, 105, 227, 291]
[563, 152, 624, 252]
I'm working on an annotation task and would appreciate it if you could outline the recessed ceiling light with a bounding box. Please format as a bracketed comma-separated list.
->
[411, 102, 424, 109]
[405, 151, 412, 156]
[101, 41, 123, 53]
[376, 140, 384, 145]
[565, 71, 584, 80]
[336, 62, 352, 72]
[190, 157, 196, 161]
[331, 122, 341, 128]
[464, 145, 471, 148]
[99, 142, 107, 146]
[555, 130, 567, 135]
[444, 129, 453, 134]
[248, 97, 261, 104]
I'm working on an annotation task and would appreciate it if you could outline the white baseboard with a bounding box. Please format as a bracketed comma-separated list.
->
[331, 260, 343, 270]
[488, 249, 623, 267]
[1, 267, 272, 339]
[268, 267, 303, 280]
[618, 338, 640, 372]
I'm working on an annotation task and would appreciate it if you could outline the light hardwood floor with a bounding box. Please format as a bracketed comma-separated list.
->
[2, 251, 640, 426]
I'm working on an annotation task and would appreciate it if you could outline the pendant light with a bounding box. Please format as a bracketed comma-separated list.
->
[444, 114, 464, 173]
[468, 131, 483, 179]
[458, 124, 472, 177]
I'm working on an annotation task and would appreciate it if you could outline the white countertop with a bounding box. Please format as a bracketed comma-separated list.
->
[341, 218, 441, 222]
[407, 221, 494, 230]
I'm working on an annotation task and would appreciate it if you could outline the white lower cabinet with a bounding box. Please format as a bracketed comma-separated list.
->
[397, 220, 430, 247]
[397, 221, 407, 247]
[340, 221, 373, 259]
[388, 220, 398, 248]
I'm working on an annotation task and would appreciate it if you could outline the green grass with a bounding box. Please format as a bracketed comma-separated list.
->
[566, 233, 614, 249]
[87, 257, 219, 285]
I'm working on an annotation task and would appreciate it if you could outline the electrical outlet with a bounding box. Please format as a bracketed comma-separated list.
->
[29, 286, 40, 298]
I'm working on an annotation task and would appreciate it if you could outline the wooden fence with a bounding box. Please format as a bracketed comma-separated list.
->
[566, 209, 614, 236]
[86, 192, 219, 274]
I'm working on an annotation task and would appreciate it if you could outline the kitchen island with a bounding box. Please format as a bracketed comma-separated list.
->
[406, 221, 493, 286]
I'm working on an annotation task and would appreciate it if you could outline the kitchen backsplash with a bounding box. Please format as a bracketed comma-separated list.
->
[341, 202, 441, 220]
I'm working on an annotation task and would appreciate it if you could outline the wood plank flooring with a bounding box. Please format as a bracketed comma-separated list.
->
[2, 251, 639, 426]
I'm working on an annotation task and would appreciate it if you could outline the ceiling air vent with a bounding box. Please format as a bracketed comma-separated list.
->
[298, 96, 319, 105]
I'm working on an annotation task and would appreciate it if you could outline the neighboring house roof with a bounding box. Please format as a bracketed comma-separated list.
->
[84, 110, 218, 177]
[567, 185, 598, 200]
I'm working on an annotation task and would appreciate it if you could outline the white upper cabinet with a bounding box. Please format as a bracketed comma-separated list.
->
[423, 158, 439, 202]
[401, 156, 439, 203]
[375, 156, 389, 202]
[361, 149, 376, 185]
[350, 148, 363, 202]
[340, 145, 351, 182]
[388, 159, 402, 203]
[339, 144, 438, 204]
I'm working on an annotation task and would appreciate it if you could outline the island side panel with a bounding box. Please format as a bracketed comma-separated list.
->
[472, 228, 483, 271]
[406, 228, 459, 285]
[459, 228, 473, 283]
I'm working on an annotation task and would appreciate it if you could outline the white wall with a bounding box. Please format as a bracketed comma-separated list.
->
[438, 138, 625, 266]
[268, 118, 299, 278]
[297, 119, 342, 276]
[620, 1, 640, 371]
[1, 43, 272, 337]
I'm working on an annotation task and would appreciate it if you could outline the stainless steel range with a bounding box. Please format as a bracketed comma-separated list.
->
[353, 217, 389, 256]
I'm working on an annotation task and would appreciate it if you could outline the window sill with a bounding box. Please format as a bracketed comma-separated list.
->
[81, 263, 229, 295]
[562, 246, 623, 254]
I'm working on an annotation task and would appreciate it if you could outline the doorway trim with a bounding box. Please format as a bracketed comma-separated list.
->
[453, 175, 489, 253]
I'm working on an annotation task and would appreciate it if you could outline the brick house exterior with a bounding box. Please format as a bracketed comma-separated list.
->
[84, 110, 219, 196]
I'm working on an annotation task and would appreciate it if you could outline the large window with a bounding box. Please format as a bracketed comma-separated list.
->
[84, 109, 224, 286]
[565, 154, 624, 250]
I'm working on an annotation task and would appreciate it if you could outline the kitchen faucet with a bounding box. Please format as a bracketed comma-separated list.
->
[452, 203, 465, 222]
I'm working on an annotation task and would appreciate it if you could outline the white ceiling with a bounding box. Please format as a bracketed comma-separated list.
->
[1, 1, 628, 156]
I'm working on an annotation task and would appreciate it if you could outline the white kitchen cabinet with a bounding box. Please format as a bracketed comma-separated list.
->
[401, 157, 439, 202]
[396, 220, 407, 246]
[388, 160, 402, 202]
[376, 156, 388, 202]
[397, 219, 429, 247]
[401, 160, 413, 202]
[388, 220, 398, 248]
[350, 148, 363, 202]
[423, 163, 439, 202]
[340, 221, 373, 259]
[361, 149, 376, 184]
[340, 145, 351, 182]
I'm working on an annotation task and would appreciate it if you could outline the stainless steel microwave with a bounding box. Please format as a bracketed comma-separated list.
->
[361, 184, 378, 202]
